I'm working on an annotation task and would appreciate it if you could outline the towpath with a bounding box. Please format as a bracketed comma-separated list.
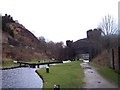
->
[80, 63, 118, 88]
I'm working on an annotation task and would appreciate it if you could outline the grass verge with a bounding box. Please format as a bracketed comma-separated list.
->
[2, 59, 19, 69]
[90, 62, 120, 86]
[37, 61, 85, 88]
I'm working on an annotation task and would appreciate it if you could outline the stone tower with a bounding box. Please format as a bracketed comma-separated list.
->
[87, 29, 101, 39]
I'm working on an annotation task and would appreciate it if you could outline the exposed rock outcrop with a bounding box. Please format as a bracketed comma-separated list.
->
[2, 14, 48, 61]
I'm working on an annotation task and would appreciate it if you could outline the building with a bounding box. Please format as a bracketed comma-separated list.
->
[66, 29, 102, 61]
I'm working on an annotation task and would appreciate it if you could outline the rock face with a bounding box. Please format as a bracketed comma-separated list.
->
[2, 14, 48, 61]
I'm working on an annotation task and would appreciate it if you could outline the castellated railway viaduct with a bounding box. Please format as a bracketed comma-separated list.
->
[66, 28, 101, 60]
[66, 29, 119, 73]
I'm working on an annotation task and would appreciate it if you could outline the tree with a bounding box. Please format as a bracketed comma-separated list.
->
[43, 41, 66, 61]
[98, 14, 117, 36]
[2, 14, 14, 38]
[98, 15, 118, 51]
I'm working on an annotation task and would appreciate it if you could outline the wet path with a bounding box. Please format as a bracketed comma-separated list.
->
[80, 63, 118, 88]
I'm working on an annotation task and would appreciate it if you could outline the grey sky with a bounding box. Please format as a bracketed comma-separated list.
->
[0, 0, 119, 44]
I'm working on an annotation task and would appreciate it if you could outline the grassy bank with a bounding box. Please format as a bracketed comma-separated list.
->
[37, 61, 85, 88]
[90, 62, 120, 86]
[2, 59, 19, 69]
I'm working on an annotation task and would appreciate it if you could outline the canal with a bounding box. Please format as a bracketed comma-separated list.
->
[1, 65, 47, 88]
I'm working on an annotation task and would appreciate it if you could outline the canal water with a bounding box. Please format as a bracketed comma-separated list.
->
[1, 65, 47, 88]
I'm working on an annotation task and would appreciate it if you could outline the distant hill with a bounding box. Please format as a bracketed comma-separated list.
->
[2, 14, 48, 61]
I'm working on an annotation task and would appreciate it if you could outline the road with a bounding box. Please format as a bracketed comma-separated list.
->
[80, 62, 118, 88]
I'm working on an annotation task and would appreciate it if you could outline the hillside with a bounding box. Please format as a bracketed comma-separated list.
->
[2, 14, 48, 61]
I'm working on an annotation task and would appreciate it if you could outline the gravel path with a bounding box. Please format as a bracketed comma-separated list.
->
[80, 63, 118, 88]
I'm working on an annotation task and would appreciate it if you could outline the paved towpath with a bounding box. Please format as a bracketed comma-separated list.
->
[80, 63, 118, 88]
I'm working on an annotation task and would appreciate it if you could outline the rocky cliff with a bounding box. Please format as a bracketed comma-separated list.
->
[2, 14, 48, 61]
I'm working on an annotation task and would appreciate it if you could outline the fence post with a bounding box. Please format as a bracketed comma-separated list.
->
[118, 47, 120, 74]
[112, 49, 115, 70]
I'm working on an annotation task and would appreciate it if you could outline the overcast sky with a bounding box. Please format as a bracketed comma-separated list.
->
[0, 0, 119, 44]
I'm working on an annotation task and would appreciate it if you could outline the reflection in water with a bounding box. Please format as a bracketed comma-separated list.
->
[1, 65, 47, 88]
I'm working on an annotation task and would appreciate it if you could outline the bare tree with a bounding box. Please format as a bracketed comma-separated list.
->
[98, 14, 118, 36]
[98, 15, 118, 52]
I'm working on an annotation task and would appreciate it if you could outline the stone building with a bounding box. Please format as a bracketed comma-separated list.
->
[66, 29, 102, 60]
